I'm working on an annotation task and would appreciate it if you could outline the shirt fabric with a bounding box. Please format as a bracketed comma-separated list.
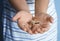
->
[3, 0, 57, 41]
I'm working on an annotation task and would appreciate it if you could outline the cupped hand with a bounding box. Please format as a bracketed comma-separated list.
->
[12, 11, 33, 34]
[31, 12, 53, 34]
[12, 11, 53, 34]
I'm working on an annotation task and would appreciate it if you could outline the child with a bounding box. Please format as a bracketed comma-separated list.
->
[3, 0, 57, 41]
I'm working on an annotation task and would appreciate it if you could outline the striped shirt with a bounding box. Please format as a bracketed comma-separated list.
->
[3, 0, 57, 41]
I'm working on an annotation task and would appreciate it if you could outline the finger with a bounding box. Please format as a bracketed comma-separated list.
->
[37, 27, 41, 33]
[18, 22, 27, 32]
[27, 28, 33, 34]
[17, 20, 27, 32]
[28, 21, 33, 29]
[36, 26, 46, 34]
[42, 23, 50, 28]
[44, 26, 50, 32]
[32, 24, 39, 33]
[18, 25, 27, 32]
[36, 27, 45, 34]
[41, 28, 46, 33]
[12, 12, 21, 21]
[25, 23, 33, 34]
[34, 31, 38, 34]
[33, 27, 38, 34]
[41, 26, 50, 33]
[49, 16, 54, 23]
[33, 24, 41, 34]
[40, 28, 45, 34]
[41, 24, 50, 32]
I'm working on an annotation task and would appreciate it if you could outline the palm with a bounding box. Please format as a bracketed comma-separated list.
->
[31, 12, 53, 34]
[12, 11, 33, 34]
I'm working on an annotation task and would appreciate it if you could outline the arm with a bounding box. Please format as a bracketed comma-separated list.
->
[31, 0, 53, 34]
[35, 0, 49, 16]
[9, 0, 30, 13]
[9, 0, 33, 34]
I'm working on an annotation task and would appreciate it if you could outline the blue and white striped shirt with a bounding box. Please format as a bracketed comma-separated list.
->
[3, 0, 57, 41]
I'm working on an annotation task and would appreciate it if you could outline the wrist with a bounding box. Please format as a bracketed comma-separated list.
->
[35, 11, 47, 16]
[17, 10, 31, 14]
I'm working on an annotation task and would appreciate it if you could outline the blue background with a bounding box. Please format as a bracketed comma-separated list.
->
[55, 0, 60, 41]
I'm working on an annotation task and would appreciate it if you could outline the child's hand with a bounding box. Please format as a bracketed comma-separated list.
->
[31, 12, 53, 34]
[12, 11, 53, 34]
[12, 11, 33, 34]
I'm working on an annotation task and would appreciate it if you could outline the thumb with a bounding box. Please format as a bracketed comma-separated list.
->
[47, 16, 54, 23]
[12, 11, 21, 21]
